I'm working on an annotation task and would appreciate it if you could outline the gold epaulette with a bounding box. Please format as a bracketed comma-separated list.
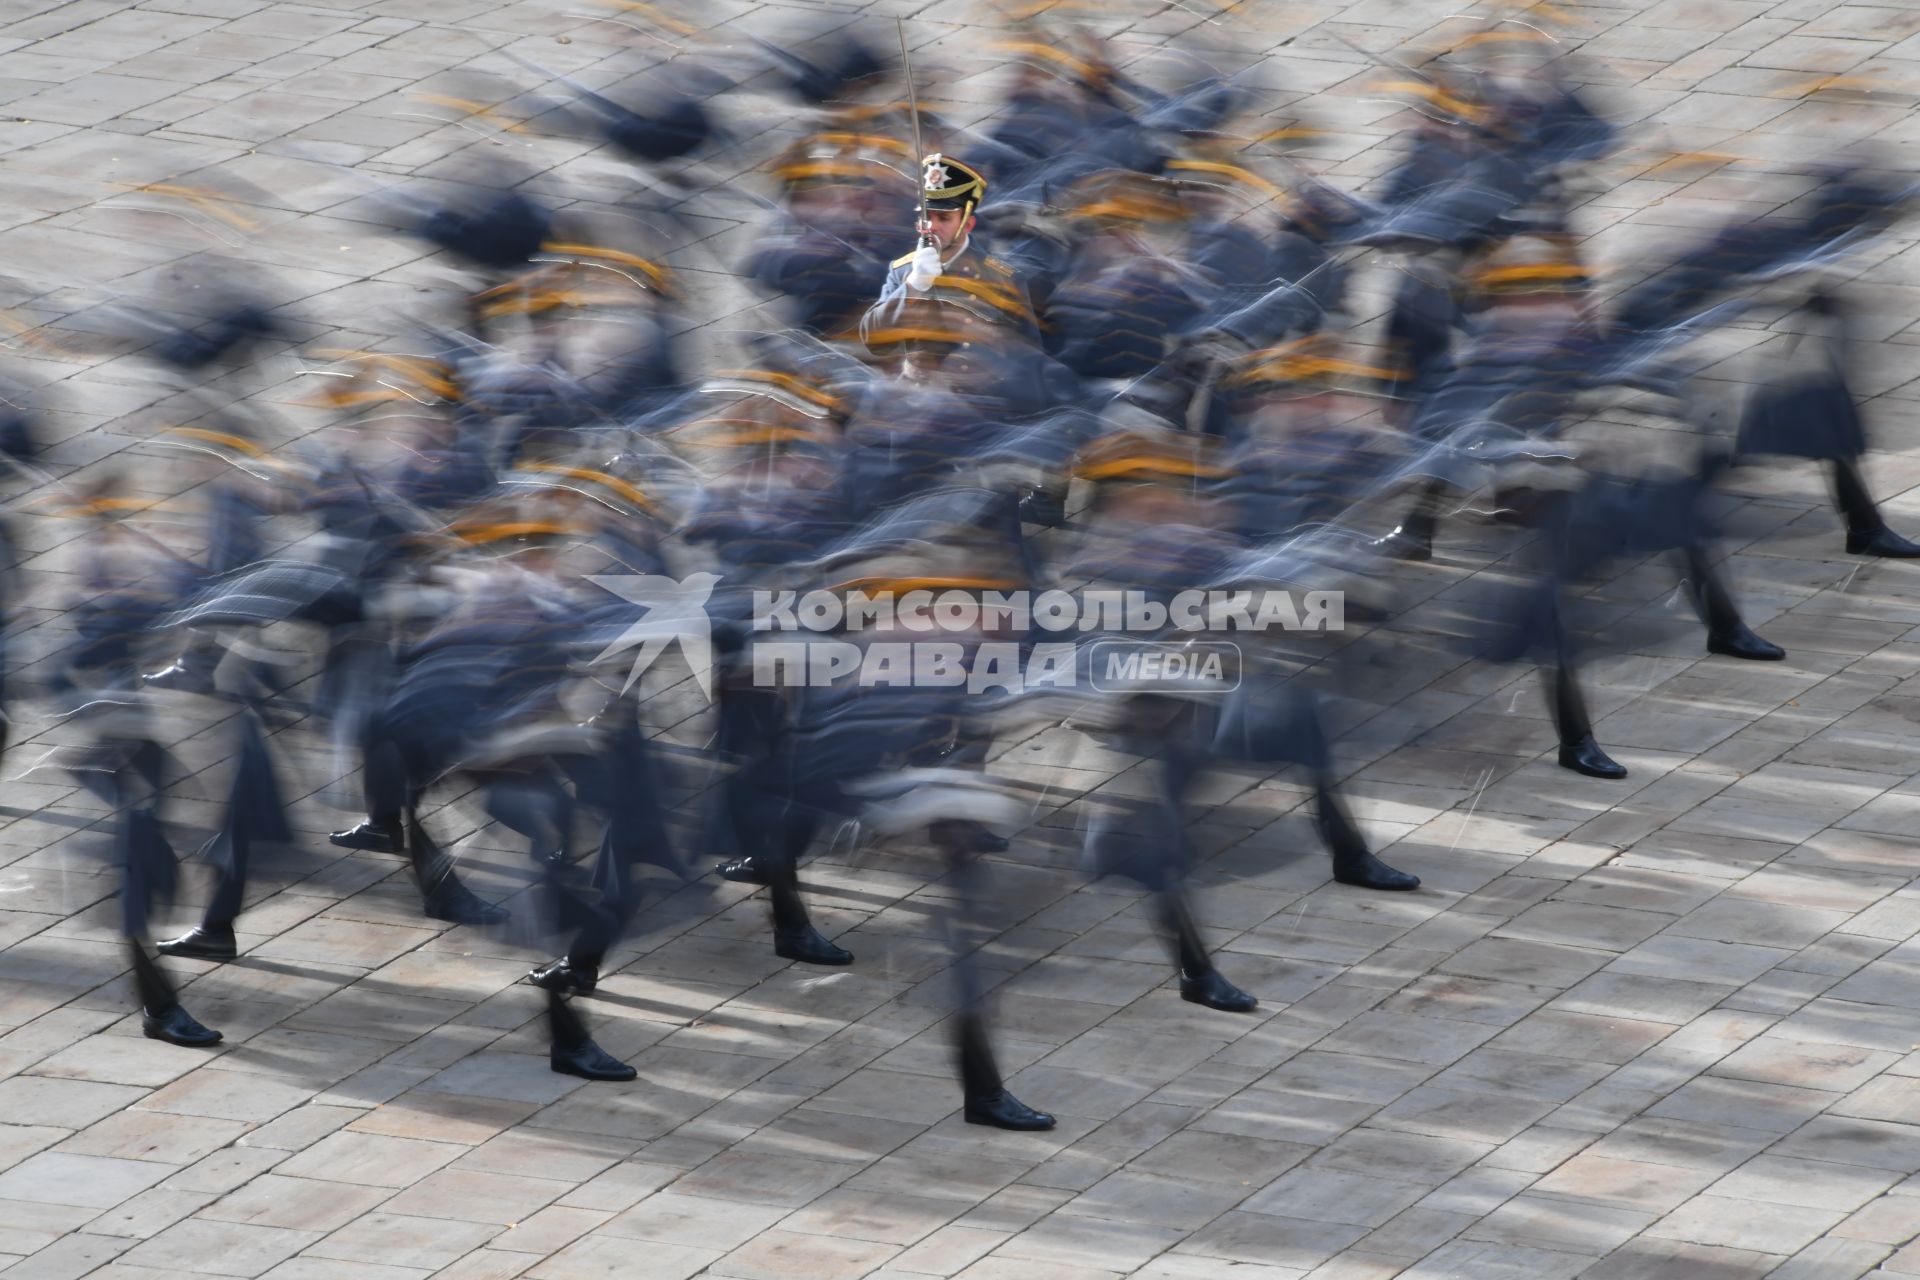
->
[446, 518, 586, 546]
[708, 369, 842, 413]
[829, 574, 1026, 595]
[930, 276, 1034, 323]
[1166, 159, 1284, 200]
[310, 351, 456, 391]
[666, 417, 823, 448]
[1074, 454, 1233, 482]
[1073, 431, 1231, 483]
[1474, 262, 1590, 288]
[520, 464, 654, 512]
[163, 427, 267, 458]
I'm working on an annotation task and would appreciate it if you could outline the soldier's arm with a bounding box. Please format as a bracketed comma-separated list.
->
[858, 259, 914, 346]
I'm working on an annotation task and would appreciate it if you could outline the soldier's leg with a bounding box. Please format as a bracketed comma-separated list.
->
[546, 986, 635, 1081]
[408, 802, 510, 926]
[1368, 477, 1443, 562]
[162, 710, 289, 961]
[156, 829, 243, 961]
[1317, 780, 1421, 891]
[484, 770, 573, 864]
[1133, 743, 1260, 1009]
[1680, 547, 1783, 661]
[1253, 693, 1423, 892]
[116, 759, 220, 1047]
[1833, 458, 1920, 558]
[131, 941, 221, 1047]
[359, 721, 509, 926]
[1154, 888, 1257, 1012]
[330, 734, 406, 853]
[711, 686, 785, 884]
[933, 820, 1052, 1131]
[766, 808, 851, 966]
[1550, 660, 1626, 779]
[531, 795, 623, 1000]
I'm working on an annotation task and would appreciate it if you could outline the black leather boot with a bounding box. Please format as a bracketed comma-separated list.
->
[1368, 481, 1441, 561]
[964, 1089, 1057, 1130]
[767, 840, 850, 965]
[1550, 667, 1627, 780]
[1707, 622, 1786, 661]
[528, 958, 598, 995]
[1847, 526, 1920, 558]
[1368, 512, 1435, 562]
[142, 1005, 222, 1047]
[410, 815, 508, 926]
[330, 816, 404, 853]
[1835, 459, 1920, 558]
[715, 855, 770, 885]
[774, 926, 853, 966]
[130, 942, 222, 1046]
[1180, 968, 1258, 1012]
[1684, 549, 1785, 661]
[1156, 892, 1259, 1010]
[1318, 786, 1420, 890]
[156, 924, 237, 961]
[551, 1039, 637, 1082]
[422, 877, 510, 927]
[958, 1014, 1053, 1130]
[1559, 734, 1627, 779]
[546, 990, 634, 1081]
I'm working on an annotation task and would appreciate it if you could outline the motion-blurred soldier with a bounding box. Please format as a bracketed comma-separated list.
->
[865, 154, 1038, 346]
[1735, 285, 1920, 559]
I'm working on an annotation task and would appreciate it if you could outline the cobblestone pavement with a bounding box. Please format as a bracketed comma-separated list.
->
[7, 0, 1920, 1277]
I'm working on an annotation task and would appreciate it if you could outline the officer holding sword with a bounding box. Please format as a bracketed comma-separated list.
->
[863, 154, 1038, 348]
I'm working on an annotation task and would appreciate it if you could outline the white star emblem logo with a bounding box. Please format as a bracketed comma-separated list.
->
[588, 571, 722, 699]
[924, 162, 950, 191]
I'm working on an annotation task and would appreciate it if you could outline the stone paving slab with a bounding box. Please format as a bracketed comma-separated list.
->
[5, 0, 1920, 1278]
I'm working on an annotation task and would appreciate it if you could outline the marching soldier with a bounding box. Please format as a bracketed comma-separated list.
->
[863, 154, 1039, 348]
[1734, 284, 1920, 559]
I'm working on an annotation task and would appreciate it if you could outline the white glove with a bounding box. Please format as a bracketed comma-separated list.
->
[905, 243, 942, 291]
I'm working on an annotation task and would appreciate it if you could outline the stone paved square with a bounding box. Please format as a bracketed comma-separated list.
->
[5, 0, 1920, 1277]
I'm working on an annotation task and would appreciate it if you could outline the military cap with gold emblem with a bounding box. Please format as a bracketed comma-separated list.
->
[154, 424, 313, 487]
[816, 487, 1028, 598]
[303, 348, 460, 412]
[1221, 335, 1402, 400]
[497, 459, 657, 522]
[1061, 170, 1189, 231]
[1073, 427, 1233, 489]
[699, 367, 846, 421]
[41, 472, 175, 522]
[920, 153, 986, 217]
[991, 30, 1118, 96]
[1468, 234, 1591, 298]
[435, 493, 591, 554]
[1163, 157, 1284, 210]
[772, 130, 913, 195]
[662, 378, 843, 468]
